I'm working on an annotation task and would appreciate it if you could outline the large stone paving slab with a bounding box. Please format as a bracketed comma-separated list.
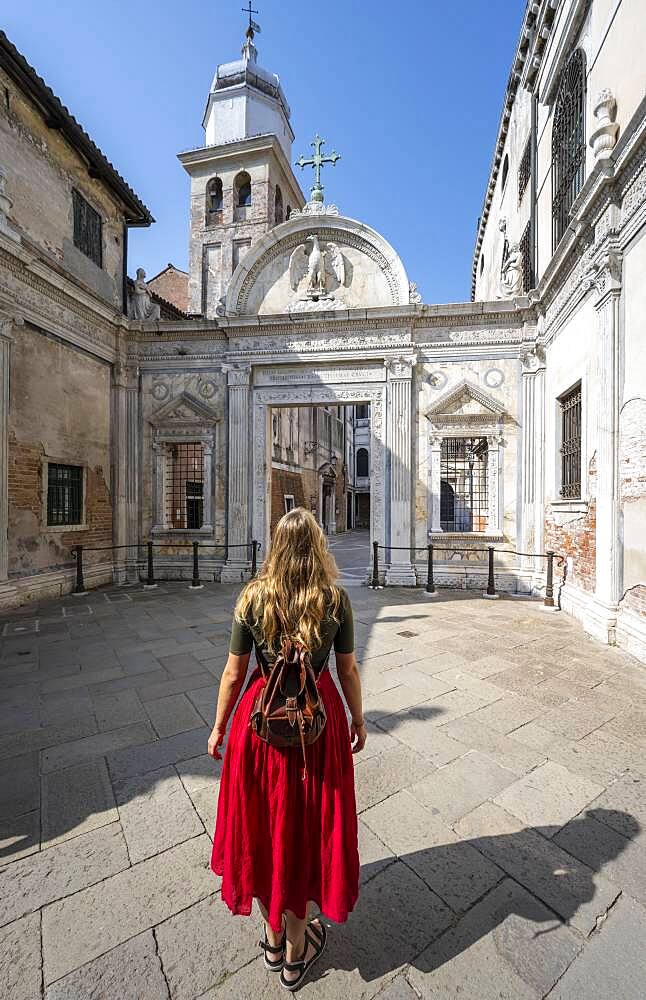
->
[546, 894, 646, 1000]
[41, 834, 214, 983]
[0, 822, 129, 926]
[361, 790, 503, 912]
[114, 764, 204, 862]
[492, 761, 604, 835]
[0, 911, 42, 1000]
[409, 751, 519, 823]
[408, 879, 582, 1000]
[455, 802, 621, 935]
[45, 930, 170, 1000]
[41, 759, 118, 848]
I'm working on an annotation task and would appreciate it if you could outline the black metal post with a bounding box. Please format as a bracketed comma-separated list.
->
[426, 543, 436, 594]
[146, 541, 155, 587]
[74, 544, 85, 594]
[251, 540, 258, 578]
[544, 550, 555, 607]
[190, 541, 202, 589]
[486, 546, 496, 597]
[370, 540, 379, 589]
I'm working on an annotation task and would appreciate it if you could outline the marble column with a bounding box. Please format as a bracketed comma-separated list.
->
[202, 442, 214, 531]
[222, 365, 252, 582]
[486, 431, 503, 533]
[385, 356, 417, 586]
[519, 346, 546, 571]
[592, 251, 622, 610]
[0, 320, 13, 583]
[112, 360, 139, 582]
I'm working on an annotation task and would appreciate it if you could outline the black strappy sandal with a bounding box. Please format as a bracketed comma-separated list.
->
[280, 920, 327, 991]
[259, 923, 286, 972]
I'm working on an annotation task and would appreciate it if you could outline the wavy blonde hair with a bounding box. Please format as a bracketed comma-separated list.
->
[235, 507, 341, 652]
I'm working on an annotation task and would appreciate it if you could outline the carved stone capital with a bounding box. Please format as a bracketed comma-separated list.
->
[583, 249, 622, 302]
[519, 344, 546, 373]
[223, 364, 251, 387]
[384, 355, 417, 379]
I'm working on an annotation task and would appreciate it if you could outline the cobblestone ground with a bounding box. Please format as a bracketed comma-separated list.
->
[1, 582, 646, 999]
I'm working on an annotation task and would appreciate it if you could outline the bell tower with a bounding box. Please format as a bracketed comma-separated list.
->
[178, 15, 304, 317]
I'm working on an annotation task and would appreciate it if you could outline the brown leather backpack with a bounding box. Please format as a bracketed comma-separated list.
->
[249, 607, 327, 780]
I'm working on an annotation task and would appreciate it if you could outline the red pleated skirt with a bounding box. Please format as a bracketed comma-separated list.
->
[211, 666, 360, 933]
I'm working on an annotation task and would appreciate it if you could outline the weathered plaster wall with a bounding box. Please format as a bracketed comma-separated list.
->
[543, 296, 598, 593]
[7, 324, 112, 578]
[0, 67, 125, 308]
[619, 230, 646, 616]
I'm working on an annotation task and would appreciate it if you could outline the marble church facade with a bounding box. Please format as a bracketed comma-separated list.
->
[0, 3, 645, 662]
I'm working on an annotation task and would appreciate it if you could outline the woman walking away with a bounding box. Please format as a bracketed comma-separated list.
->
[207, 508, 367, 991]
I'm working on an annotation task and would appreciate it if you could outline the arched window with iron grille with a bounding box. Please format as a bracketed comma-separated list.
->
[356, 448, 369, 478]
[551, 48, 586, 251]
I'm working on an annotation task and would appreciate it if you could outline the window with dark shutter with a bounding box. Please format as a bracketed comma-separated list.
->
[72, 189, 102, 267]
[47, 464, 83, 525]
[559, 383, 582, 499]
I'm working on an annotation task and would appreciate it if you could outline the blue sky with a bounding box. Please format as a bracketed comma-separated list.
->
[5, 1, 524, 303]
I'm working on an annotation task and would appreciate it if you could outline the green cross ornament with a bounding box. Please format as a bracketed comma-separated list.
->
[296, 134, 341, 202]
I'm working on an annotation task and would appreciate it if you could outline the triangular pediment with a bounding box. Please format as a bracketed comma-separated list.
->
[425, 380, 506, 420]
[150, 391, 218, 427]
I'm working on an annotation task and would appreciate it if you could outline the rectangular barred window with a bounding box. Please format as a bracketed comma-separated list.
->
[72, 189, 102, 267]
[518, 138, 531, 204]
[440, 438, 488, 532]
[47, 464, 83, 526]
[165, 443, 204, 529]
[559, 384, 582, 499]
[519, 221, 532, 292]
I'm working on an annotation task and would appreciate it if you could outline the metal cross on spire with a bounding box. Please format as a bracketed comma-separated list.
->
[242, 1, 261, 38]
[296, 135, 341, 203]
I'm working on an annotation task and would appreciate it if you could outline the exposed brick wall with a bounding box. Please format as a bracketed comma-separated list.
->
[270, 470, 305, 533]
[544, 457, 597, 593]
[148, 267, 189, 314]
[621, 585, 646, 616]
[8, 436, 113, 578]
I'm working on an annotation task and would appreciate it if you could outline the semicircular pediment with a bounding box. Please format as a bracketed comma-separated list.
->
[225, 212, 410, 316]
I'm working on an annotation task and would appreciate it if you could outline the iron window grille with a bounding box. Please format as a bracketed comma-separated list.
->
[559, 384, 582, 499]
[519, 221, 533, 292]
[164, 443, 204, 529]
[72, 189, 102, 268]
[552, 49, 586, 251]
[47, 463, 83, 526]
[518, 138, 531, 204]
[356, 448, 369, 478]
[440, 438, 488, 532]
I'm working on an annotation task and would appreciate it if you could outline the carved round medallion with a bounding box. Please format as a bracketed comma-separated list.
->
[484, 368, 504, 388]
[151, 381, 169, 401]
[427, 371, 447, 390]
[199, 379, 217, 400]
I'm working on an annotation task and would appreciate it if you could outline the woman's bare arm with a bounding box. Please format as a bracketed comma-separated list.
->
[207, 652, 251, 758]
[335, 651, 367, 753]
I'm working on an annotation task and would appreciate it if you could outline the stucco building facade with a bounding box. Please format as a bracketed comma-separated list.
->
[1, 4, 645, 662]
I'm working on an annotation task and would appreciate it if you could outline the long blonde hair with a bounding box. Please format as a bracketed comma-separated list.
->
[235, 507, 341, 652]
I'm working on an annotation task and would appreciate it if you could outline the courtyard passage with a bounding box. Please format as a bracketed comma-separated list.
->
[1, 583, 646, 999]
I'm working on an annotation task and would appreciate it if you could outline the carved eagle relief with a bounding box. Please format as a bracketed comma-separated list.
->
[288, 234, 346, 295]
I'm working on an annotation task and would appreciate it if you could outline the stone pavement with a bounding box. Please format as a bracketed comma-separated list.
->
[1, 582, 646, 999]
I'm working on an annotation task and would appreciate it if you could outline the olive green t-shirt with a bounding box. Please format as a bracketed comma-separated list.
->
[229, 587, 354, 671]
